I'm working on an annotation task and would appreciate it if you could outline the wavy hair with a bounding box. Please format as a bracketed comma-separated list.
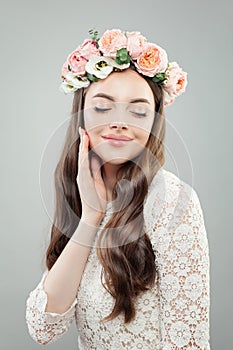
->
[43, 64, 166, 324]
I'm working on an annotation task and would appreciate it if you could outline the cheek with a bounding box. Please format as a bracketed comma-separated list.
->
[131, 117, 154, 139]
[133, 123, 151, 143]
[83, 113, 95, 131]
[85, 128, 103, 151]
[138, 131, 150, 147]
[85, 131, 95, 150]
[84, 109, 110, 131]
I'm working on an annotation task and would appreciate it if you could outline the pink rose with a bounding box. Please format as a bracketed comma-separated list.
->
[163, 62, 188, 97]
[163, 90, 175, 107]
[134, 43, 168, 77]
[79, 38, 100, 60]
[61, 61, 69, 79]
[126, 31, 147, 60]
[66, 49, 88, 75]
[98, 29, 127, 57]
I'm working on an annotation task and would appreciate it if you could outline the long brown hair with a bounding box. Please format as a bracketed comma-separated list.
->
[43, 65, 166, 324]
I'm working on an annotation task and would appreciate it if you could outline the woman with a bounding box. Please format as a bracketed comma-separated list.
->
[25, 29, 210, 349]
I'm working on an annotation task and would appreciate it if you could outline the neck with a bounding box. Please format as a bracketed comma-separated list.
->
[102, 162, 122, 202]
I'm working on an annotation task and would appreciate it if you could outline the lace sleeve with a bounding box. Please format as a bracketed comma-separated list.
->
[25, 269, 78, 345]
[152, 186, 210, 349]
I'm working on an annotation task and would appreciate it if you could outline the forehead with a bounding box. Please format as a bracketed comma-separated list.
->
[84, 69, 154, 105]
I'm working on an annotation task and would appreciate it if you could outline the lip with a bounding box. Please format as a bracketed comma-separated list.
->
[102, 134, 133, 141]
[102, 138, 132, 147]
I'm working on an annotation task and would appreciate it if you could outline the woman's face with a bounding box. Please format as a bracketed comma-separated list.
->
[83, 68, 155, 165]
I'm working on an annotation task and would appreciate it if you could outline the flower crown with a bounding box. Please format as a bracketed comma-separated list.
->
[59, 28, 188, 107]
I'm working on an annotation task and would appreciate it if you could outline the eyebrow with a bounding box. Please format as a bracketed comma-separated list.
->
[92, 93, 151, 104]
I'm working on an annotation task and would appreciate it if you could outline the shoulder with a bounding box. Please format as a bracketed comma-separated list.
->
[145, 166, 200, 208]
[144, 167, 203, 231]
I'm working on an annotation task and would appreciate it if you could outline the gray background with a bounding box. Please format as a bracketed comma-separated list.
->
[1, 1, 232, 349]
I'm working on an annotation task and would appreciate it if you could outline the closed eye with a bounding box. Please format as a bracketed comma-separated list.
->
[94, 107, 111, 113]
[130, 111, 147, 117]
[94, 107, 147, 117]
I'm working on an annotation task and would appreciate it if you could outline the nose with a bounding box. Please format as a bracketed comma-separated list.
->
[109, 121, 128, 130]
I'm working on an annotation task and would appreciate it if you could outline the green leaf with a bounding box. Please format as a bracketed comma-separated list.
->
[88, 28, 95, 35]
[152, 72, 166, 84]
[88, 28, 99, 41]
[115, 57, 121, 65]
[86, 72, 98, 82]
[115, 48, 130, 64]
[68, 64, 71, 71]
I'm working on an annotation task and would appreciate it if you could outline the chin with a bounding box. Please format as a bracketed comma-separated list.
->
[104, 158, 130, 165]
[92, 152, 131, 165]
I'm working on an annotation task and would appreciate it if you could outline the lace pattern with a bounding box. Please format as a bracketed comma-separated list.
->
[25, 167, 210, 349]
[144, 170, 210, 349]
[25, 269, 78, 345]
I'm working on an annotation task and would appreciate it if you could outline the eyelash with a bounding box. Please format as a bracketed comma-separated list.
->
[93, 107, 147, 117]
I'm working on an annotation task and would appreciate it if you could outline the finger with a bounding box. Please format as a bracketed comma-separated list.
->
[78, 130, 88, 168]
[78, 134, 83, 169]
[82, 131, 89, 153]
[78, 126, 83, 148]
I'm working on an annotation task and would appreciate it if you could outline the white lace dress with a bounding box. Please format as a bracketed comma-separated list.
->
[25, 167, 210, 349]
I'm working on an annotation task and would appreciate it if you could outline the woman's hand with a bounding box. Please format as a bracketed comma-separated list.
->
[77, 127, 107, 224]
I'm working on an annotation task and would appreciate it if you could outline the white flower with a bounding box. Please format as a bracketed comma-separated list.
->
[85, 55, 114, 79]
[173, 223, 195, 253]
[184, 304, 202, 325]
[163, 304, 177, 322]
[65, 71, 90, 89]
[59, 73, 90, 94]
[174, 256, 191, 277]
[110, 59, 130, 70]
[184, 273, 203, 301]
[160, 274, 180, 301]
[59, 81, 78, 94]
[85, 55, 130, 79]
[169, 321, 191, 347]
